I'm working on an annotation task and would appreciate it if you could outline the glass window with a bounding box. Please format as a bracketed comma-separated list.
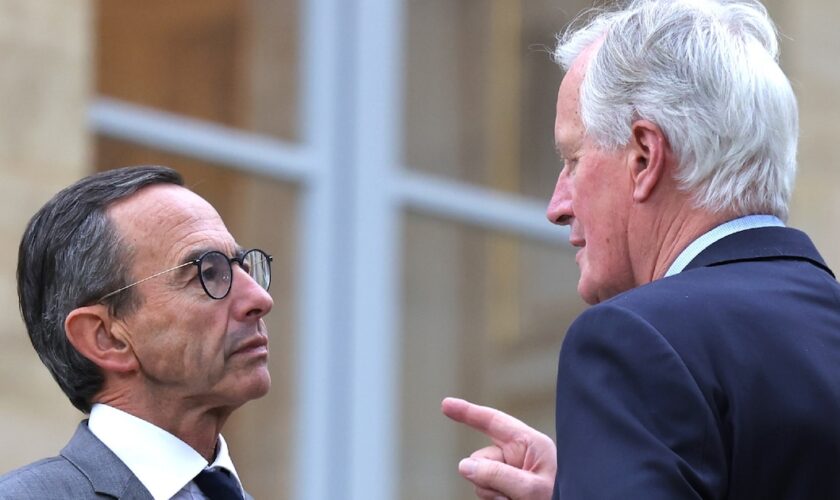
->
[403, 0, 591, 199]
[399, 213, 583, 499]
[96, 0, 299, 141]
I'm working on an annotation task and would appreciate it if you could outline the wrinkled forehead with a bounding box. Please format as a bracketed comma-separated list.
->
[555, 59, 585, 145]
[106, 184, 235, 270]
[558, 38, 602, 109]
[555, 39, 603, 142]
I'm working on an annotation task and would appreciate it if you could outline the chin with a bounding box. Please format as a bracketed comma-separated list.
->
[229, 367, 272, 405]
[247, 368, 272, 399]
[577, 278, 601, 305]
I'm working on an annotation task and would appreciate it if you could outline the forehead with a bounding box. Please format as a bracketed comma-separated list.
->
[554, 40, 600, 150]
[107, 184, 234, 267]
[555, 57, 586, 148]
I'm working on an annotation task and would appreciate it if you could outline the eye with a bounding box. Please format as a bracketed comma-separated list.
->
[198, 252, 231, 286]
[201, 263, 221, 282]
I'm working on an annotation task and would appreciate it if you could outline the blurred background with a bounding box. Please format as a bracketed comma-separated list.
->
[1, 0, 838, 499]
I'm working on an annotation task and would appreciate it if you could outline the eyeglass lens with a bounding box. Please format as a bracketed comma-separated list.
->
[198, 249, 271, 299]
[243, 249, 271, 291]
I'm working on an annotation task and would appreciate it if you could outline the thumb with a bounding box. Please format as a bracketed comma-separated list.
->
[459, 457, 548, 499]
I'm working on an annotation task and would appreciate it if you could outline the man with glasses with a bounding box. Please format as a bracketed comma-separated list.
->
[0, 166, 273, 499]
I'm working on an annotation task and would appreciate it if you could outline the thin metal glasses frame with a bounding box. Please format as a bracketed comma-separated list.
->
[97, 248, 273, 303]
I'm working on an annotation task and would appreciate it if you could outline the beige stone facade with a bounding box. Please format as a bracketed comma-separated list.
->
[0, 0, 92, 473]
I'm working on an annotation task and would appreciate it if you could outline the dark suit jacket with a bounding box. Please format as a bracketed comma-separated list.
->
[553, 227, 840, 499]
[0, 421, 153, 499]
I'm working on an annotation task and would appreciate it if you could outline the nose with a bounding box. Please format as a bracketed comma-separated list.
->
[546, 169, 574, 225]
[230, 265, 274, 321]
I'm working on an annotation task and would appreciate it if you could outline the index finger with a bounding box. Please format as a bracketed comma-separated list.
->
[441, 397, 528, 445]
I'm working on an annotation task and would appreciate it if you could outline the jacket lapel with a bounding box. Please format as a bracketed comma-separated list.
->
[60, 421, 154, 500]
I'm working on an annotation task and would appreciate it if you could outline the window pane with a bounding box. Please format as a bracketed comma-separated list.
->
[96, 0, 299, 141]
[399, 213, 583, 499]
[403, 0, 592, 200]
[96, 136, 298, 498]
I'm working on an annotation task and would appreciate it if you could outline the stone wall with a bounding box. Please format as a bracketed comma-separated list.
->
[0, 0, 92, 472]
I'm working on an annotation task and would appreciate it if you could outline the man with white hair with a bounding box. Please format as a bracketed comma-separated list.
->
[443, 0, 840, 498]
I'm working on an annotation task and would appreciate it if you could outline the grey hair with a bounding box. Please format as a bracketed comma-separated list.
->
[554, 0, 798, 220]
[18, 166, 184, 413]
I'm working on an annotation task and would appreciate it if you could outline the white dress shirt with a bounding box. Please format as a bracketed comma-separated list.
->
[88, 403, 245, 500]
[664, 214, 785, 277]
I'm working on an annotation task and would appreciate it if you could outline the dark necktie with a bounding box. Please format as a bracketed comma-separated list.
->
[193, 467, 245, 500]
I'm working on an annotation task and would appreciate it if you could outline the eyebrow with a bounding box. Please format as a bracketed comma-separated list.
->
[554, 142, 568, 160]
[181, 248, 209, 265]
[181, 244, 244, 264]
[171, 252, 202, 280]
[171, 245, 245, 280]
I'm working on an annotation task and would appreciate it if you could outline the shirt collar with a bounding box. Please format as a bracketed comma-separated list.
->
[88, 403, 242, 500]
[664, 214, 785, 277]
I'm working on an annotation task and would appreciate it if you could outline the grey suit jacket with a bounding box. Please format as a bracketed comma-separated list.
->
[0, 421, 153, 499]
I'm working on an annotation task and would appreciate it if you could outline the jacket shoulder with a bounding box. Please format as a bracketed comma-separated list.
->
[0, 455, 97, 499]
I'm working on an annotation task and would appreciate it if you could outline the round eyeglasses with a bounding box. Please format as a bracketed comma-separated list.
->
[98, 248, 273, 302]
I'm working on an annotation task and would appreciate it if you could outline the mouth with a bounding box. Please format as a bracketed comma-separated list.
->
[569, 219, 586, 248]
[231, 334, 269, 358]
[568, 222, 585, 248]
[570, 238, 585, 263]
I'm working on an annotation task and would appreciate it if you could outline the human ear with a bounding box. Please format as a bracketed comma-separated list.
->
[65, 306, 138, 374]
[628, 120, 669, 202]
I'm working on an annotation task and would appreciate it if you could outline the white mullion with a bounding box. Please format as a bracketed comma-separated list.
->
[294, 0, 345, 497]
[347, 0, 405, 499]
[396, 169, 569, 245]
[89, 97, 311, 183]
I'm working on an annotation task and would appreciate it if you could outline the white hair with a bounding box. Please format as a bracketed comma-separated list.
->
[554, 0, 798, 220]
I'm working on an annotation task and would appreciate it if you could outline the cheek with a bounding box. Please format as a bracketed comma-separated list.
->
[180, 313, 229, 370]
[575, 209, 633, 294]
[134, 305, 229, 379]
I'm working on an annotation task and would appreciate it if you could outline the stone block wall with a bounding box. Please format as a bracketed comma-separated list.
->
[0, 0, 92, 472]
